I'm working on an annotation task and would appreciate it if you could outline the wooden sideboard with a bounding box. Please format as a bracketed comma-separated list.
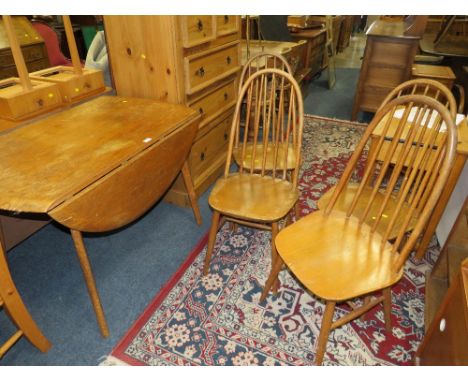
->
[351, 17, 428, 120]
[104, 16, 241, 208]
[0, 16, 49, 80]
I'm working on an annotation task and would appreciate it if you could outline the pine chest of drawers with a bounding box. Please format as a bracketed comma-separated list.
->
[104, 16, 241, 207]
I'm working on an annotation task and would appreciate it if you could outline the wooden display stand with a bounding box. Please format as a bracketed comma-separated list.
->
[0, 16, 63, 121]
[29, 17, 105, 103]
[0, 16, 50, 80]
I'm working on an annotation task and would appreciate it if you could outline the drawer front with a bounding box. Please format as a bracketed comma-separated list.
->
[185, 43, 239, 95]
[216, 15, 239, 36]
[0, 44, 47, 68]
[189, 114, 232, 178]
[181, 16, 216, 48]
[22, 44, 47, 62]
[188, 79, 236, 129]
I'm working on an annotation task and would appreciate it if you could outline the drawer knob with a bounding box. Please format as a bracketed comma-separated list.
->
[199, 107, 204, 115]
[224, 92, 228, 101]
[439, 318, 446, 332]
[224, 16, 229, 24]
[224, 133, 228, 141]
[36, 99, 44, 107]
[197, 19, 203, 31]
[226, 56, 232, 65]
[200, 152, 205, 161]
[196, 67, 205, 77]
[84, 82, 91, 89]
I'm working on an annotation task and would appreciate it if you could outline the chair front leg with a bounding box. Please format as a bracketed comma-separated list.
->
[260, 254, 284, 302]
[315, 301, 336, 365]
[382, 287, 392, 332]
[203, 211, 221, 275]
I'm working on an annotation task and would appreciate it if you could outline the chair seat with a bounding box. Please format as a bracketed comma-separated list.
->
[233, 143, 297, 171]
[275, 210, 404, 301]
[209, 173, 299, 222]
[317, 184, 418, 240]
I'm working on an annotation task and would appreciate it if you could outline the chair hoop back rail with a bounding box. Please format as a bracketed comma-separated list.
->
[239, 52, 293, 91]
[377, 78, 457, 118]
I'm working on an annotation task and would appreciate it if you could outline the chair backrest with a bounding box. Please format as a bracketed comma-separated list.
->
[325, 94, 457, 272]
[378, 78, 457, 119]
[31, 21, 71, 67]
[225, 68, 304, 188]
[239, 52, 293, 91]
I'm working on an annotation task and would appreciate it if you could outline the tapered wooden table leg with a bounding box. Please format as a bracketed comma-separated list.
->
[70, 229, 109, 337]
[181, 161, 202, 226]
[415, 154, 466, 260]
[0, 239, 51, 353]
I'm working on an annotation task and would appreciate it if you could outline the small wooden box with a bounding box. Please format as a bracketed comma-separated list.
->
[411, 64, 456, 89]
[29, 66, 106, 103]
[0, 77, 62, 120]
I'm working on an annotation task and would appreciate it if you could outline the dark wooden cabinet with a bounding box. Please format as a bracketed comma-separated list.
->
[0, 16, 49, 80]
[351, 17, 427, 120]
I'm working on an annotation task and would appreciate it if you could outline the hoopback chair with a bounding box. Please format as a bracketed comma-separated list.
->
[317, 78, 458, 237]
[203, 68, 304, 276]
[261, 94, 458, 365]
[0, 234, 51, 358]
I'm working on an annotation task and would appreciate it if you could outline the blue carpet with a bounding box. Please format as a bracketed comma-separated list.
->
[0, 67, 365, 365]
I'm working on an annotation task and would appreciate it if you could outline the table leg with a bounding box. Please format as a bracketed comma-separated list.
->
[0, 235, 51, 354]
[181, 160, 202, 226]
[415, 154, 466, 260]
[70, 229, 109, 337]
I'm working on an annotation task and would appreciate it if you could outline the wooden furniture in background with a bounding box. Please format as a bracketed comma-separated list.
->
[0, 96, 200, 351]
[289, 28, 326, 79]
[104, 16, 242, 217]
[0, 231, 51, 358]
[29, 16, 105, 104]
[351, 17, 428, 120]
[411, 64, 456, 90]
[240, 39, 310, 85]
[416, 258, 468, 365]
[337, 16, 354, 53]
[263, 95, 458, 365]
[204, 69, 304, 280]
[423, 197, 468, 332]
[0, 16, 49, 80]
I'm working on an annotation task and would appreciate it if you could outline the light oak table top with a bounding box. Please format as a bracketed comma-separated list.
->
[0, 95, 199, 214]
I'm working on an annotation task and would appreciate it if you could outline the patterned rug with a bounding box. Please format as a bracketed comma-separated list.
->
[105, 115, 439, 366]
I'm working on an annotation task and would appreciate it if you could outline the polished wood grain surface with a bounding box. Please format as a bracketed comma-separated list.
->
[0, 96, 199, 213]
[275, 210, 403, 301]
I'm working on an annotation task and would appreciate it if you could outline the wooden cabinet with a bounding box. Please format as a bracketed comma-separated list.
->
[351, 18, 427, 120]
[416, 259, 468, 365]
[290, 28, 326, 78]
[104, 16, 241, 207]
[0, 16, 49, 80]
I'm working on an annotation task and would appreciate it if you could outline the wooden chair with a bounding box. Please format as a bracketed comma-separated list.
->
[317, 78, 458, 237]
[261, 94, 458, 365]
[0, 236, 51, 358]
[203, 68, 304, 276]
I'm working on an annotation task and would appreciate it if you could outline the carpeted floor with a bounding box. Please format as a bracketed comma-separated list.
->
[103, 116, 439, 366]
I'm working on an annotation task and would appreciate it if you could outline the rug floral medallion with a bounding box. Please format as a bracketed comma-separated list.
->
[108, 115, 439, 366]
